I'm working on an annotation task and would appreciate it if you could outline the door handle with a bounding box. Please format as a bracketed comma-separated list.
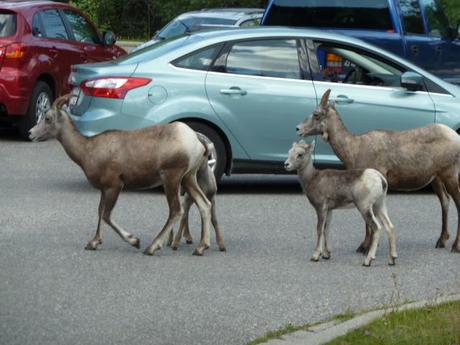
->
[220, 87, 247, 96]
[334, 95, 354, 104]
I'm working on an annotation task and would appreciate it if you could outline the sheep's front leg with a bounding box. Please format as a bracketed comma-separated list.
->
[171, 196, 194, 250]
[85, 191, 105, 250]
[311, 208, 327, 262]
[322, 210, 332, 259]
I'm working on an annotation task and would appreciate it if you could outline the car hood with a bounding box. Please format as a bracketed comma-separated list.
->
[69, 60, 138, 86]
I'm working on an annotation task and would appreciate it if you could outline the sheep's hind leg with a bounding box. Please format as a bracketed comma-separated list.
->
[144, 173, 184, 256]
[357, 206, 382, 267]
[356, 224, 373, 255]
[442, 172, 460, 253]
[211, 198, 226, 251]
[322, 210, 332, 259]
[182, 171, 211, 256]
[432, 178, 450, 249]
[171, 196, 193, 250]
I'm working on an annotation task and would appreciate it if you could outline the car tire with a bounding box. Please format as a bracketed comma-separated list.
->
[18, 81, 53, 140]
[183, 121, 227, 182]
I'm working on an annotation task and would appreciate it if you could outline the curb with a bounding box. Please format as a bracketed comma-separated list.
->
[262, 293, 460, 345]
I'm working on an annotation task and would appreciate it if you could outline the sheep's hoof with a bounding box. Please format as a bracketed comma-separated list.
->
[131, 238, 141, 249]
[356, 243, 369, 254]
[362, 261, 372, 267]
[193, 248, 204, 256]
[388, 259, 396, 266]
[219, 246, 227, 252]
[143, 249, 154, 256]
[310, 257, 320, 262]
[322, 252, 331, 260]
[186, 239, 193, 244]
[435, 238, 447, 249]
[451, 245, 460, 253]
[171, 244, 179, 251]
[84, 243, 97, 250]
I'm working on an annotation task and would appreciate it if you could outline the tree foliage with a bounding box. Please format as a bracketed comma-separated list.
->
[72, 0, 460, 39]
[72, 0, 267, 39]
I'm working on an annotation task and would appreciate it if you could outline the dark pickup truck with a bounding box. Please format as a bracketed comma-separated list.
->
[262, 0, 460, 84]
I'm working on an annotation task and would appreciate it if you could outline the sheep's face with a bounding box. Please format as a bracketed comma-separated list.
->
[296, 89, 334, 139]
[284, 142, 313, 172]
[29, 107, 64, 142]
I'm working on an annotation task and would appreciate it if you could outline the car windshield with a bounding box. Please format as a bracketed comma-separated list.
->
[265, 0, 394, 31]
[0, 13, 17, 37]
[157, 16, 236, 40]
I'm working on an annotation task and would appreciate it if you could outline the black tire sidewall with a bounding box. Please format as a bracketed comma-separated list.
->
[19, 81, 53, 140]
[183, 121, 227, 182]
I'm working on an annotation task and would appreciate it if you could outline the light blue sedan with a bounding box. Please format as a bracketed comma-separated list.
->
[68, 27, 460, 180]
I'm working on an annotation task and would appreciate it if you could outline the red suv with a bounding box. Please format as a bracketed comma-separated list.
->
[0, 1, 126, 139]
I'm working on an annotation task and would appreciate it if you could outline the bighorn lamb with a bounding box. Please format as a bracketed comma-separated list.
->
[170, 136, 226, 252]
[285, 141, 397, 266]
[297, 89, 460, 253]
[29, 95, 213, 256]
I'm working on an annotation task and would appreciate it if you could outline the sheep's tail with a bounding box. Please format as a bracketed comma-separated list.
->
[196, 132, 210, 158]
[374, 170, 388, 194]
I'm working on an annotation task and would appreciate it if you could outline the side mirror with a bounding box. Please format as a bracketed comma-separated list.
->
[401, 71, 424, 91]
[102, 31, 116, 46]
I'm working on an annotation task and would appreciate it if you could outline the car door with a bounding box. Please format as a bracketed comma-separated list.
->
[34, 8, 83, 95]
[306, 40, 436, 165]
[397, 0, 442, 73]
[419, 0, 460, 82]
[205, 38, 317, 162]
[61, 9, 114, 63]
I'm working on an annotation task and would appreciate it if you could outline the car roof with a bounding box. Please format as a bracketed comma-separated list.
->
[0, 0, 69, 10]
[176, 8, 264, 21]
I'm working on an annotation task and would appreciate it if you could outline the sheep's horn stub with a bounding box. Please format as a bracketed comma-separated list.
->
[53, 94, 71, 110]
[320, 89, 331, 107]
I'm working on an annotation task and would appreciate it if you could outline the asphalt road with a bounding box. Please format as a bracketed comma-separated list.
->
[1, 129, 460, 345]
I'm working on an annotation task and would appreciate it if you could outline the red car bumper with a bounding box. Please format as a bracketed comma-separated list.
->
[0, 68, 30, 117]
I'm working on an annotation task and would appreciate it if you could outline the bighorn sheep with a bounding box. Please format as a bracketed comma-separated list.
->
[285, 141, 397, 266]
[297, 89, 460, 253]
[29, 95, 213, 256]
[170, 135, 226, 252]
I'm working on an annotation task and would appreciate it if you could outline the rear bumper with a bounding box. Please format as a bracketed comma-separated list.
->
[0, 71, 30, 116]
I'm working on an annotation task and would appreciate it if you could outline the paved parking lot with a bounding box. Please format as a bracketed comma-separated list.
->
[1, 130, 460, 345]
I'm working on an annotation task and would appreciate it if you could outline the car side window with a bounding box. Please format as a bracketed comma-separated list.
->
[420, 0, 449, 37]
[173, 45, 222, 71]
[309, 42, 404, 88]
[40, 9, 69, 40]
[219, 39, 301, 79]
[63, 10, 100, 44]
[399, 0, 426, 34]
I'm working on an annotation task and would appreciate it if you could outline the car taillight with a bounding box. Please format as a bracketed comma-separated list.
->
[0, 43, 26, 68]
[80, 77, 152, 99]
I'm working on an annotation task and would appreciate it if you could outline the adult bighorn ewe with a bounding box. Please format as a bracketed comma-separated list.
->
[297, 89, 460, 253]
[29, 95, 214, 256]
[285, 141, 397, 266]
[170, 135, 226, 252]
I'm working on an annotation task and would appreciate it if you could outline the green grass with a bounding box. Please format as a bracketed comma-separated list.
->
[326, 301, 460, 345]
[246, 323, 310, 345]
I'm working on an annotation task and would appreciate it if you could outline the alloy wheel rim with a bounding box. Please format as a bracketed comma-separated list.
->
[36, 92, 51, 121]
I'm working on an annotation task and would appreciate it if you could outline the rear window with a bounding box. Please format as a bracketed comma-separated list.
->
[264, 0, 394, 31]
[0, 13, 17, 37]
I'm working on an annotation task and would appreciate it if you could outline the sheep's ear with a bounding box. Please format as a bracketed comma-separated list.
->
[310, 140, 316, 151]
[320, 89, 331, 108]
[328, 100, 336, 109]
[298, 139, 306, 145]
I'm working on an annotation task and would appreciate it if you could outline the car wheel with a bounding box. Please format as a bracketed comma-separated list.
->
[18, 81, 53, 140]
[183, 121, 227, 182]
